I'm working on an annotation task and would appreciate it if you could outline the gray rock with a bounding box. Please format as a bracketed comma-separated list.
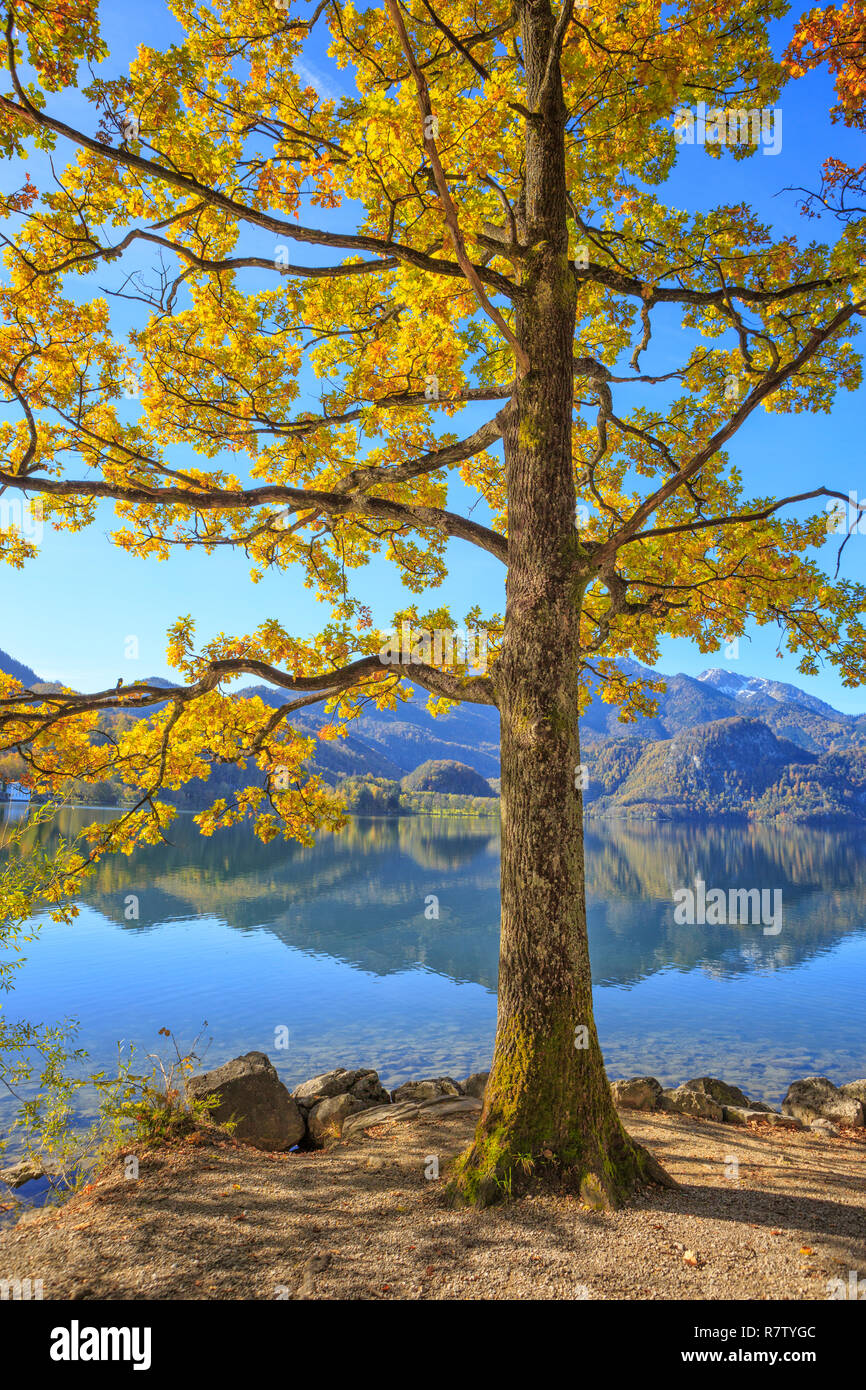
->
[292, 1066, 389, 1110]
[307, 1093, 364, 1146]
[419, 1096, 481, 1116]
[723, 1106, 768, 1126]
[723, 1105, 797, 1127]
[809, 1117, 840, 1136]
[460, 1072, 489, 1099]
[342, 1101, 420, 1140]
[292, 1067, 364, 1103]
[348, 1070, 390, 1107]
[765, 1112, 804, 1130]
[0, 1157, 57, 1188]
[782, 1076, 865, 1127]
[682, 1076, 750, 1108]
[185, 1051, 305, 1151]
[341, 1094, 481, 1142]
[611, 1077, 662, 1111]
[840, 1079, 866, 1107]
[661, 1085, 724, 1121]
[390, 1076, 461, 1104]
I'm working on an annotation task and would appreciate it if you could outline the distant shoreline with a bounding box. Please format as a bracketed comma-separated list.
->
[6, 796, 866, 827]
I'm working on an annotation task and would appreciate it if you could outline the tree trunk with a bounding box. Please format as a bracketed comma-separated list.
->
[448, 0, 670, 1209]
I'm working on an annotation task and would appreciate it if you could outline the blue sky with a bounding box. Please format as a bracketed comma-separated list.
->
[0, 2, 864, 712]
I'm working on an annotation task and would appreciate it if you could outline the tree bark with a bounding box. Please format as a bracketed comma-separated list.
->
[448, 0, 670, 1208]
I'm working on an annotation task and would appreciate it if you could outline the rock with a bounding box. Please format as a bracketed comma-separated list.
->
[723, 1105, 799, 1128]
[809, 1118, 840, 1137]
[611, 1077, 662, 1111]
[349, 1070, 391, 1107]
[460, 1072, 489, 1100]
[390, 1077, 462, 1104]
[0, 1157, 56, 1187]
[307, 1093, 364, 1146]
[661, 1085, 724, 1121]
[746, 1101, 777, 1113]
[723, 1106, 768, 1126]
[418, 1095, 481, 1115]
[681, 1076, 750, 1108]
[185, 1051, 305, 1151]
[342, 1101, 420, 1140]
[840, 1080, 866, 1107]
[765, 1112, 803, 1130]
[782, 1076, 865, 1128]
[292, 1066, 389, 1109]
[341, 1094, 481, 1142]
[292, 1067, 362, 1104]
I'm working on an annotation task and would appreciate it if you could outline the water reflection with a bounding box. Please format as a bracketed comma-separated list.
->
[9, 807, 865, 988]
[3, 805, 865, 1103]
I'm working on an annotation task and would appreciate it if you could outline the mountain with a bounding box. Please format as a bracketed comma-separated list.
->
[241, 683, 501, 780]
[401, 760, 494, 796]
[584, 716, 866, 823]
[4, 644, 866, 821]
[578, 660, 866, 756]
[0, 647, 64, 694]
[0, 646, 41, 687]
[697, 668, 848, 720]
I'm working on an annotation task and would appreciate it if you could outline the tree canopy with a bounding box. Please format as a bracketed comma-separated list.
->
[0, 0, 863, 926]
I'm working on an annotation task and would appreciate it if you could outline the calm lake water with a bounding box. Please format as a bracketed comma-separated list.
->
[2, 806, 865, 1121]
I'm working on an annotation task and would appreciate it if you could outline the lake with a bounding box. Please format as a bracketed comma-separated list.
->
[2, 805, 865, 1123]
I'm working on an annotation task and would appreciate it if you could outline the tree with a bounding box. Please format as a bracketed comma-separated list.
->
[0, 0, 865, 1206]
[784, 0, 865, 222]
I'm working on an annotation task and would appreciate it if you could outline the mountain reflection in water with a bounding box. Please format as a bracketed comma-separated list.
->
[3, 807, 865, 1107]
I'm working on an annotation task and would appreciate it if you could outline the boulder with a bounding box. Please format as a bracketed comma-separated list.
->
[764, 1112, 803, 1130]
[292, 1067, 363, 1104]
[186, 1051, 305, 1151]
[307, 1093, 365, 1146]
[419, 1095, 481, 1115]
[723, 1105, 798, 1128]
[0, 1157, 57, 1187]
[782, 1076, 864, 1128]
[611, 1077, 663, 1111]
[390, 1077, 461, 1104]
[809, 1118, 840, 1137]
[292, 1067, 389, 1109]
[723, 1106, 769, 1126]
[681, 1076, 750, 1108]
[461, 1072, 489, 1100]
[342, 1101, 420, 1140]
[341, 1094, 482, 1143]
[350, 1070, 391, 1107]
[840, 1080, 866, 1107]
[661, 1085, 724, 1121]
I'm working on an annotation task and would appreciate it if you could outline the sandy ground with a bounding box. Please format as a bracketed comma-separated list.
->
[1, 1108, 864, 1300]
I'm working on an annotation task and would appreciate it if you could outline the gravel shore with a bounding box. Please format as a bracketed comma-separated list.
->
[1, 1107, 864, 1300]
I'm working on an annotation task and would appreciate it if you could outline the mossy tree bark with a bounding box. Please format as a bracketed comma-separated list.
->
[449, 0, 670, 1209]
